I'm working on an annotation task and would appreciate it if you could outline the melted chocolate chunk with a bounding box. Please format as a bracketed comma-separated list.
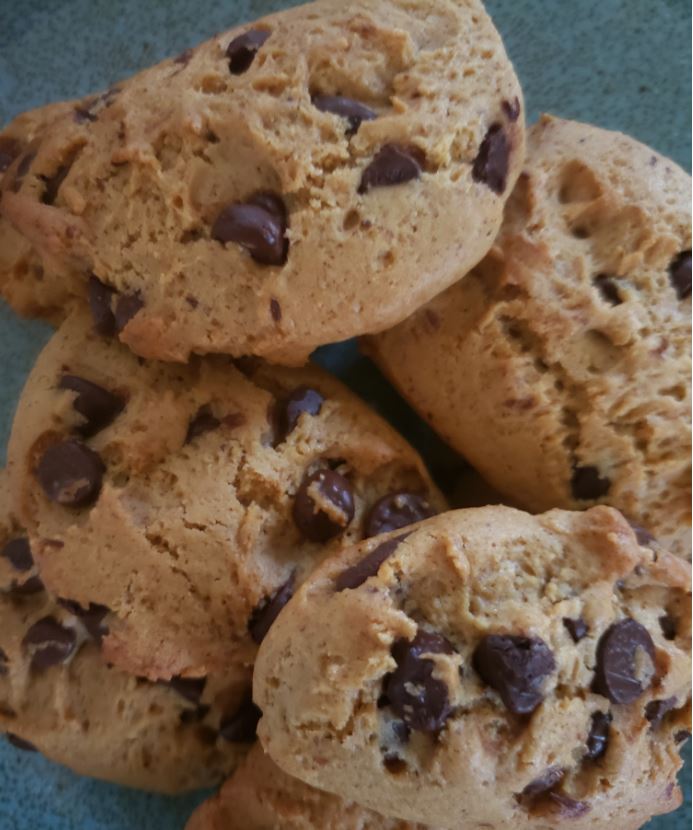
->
[669, 250, 691, 300]
[212, 192, 288, 266]
[293, 469, 355, 542]
[22, 616, 77, 672]
[563, 617, 588, 643]
[226, 29, 270, 74]
[592, 618, 655, 704]
[570, 465, 611, 500]
[59, 375, 125, 437]
[114, 292, 144, 332]
[1, 537, 33, 572]
[185, 406, 221, 444]
[364, 492, 435, 538]
[9, 576, 44, 597]
[57, 599, 109, 643]
[312, 95, 377, 135]
[472, 123, 509, 194]
[645, 697, 677, 729]
[358, 144, 422, 194]
[383, 630, 455, 733]
[219, 694, 261, 742]
[335, 534, 408, 592]
[88, 276, 117, 337]
[248, 574, 295, 644]
[520, 766, 564, 800]
[473, 634, 555, 715]
[274, 386, 324, 444]
[502, 97, 521, 121]
[585, 711, 611, 761]
[36, 440, 104, 507]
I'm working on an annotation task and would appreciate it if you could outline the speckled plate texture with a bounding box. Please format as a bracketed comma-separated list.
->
[0, 0, 690, 828]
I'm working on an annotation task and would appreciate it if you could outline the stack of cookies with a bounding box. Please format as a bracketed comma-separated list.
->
[0, 0, 690, 828]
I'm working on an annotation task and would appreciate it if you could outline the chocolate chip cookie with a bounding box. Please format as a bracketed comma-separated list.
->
[187, 744, 433, 830]
[0, 0, 524, 365]
[365, 115, 692, 558]
[6, 309, 444, 682]
[254, 505, 692, 829]
[0, 469, 253, 793]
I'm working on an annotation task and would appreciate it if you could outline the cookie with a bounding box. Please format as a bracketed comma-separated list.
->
[365, 115, 692, 558]
[186, 744, 433, 830]
[0, 0, 524, 365]
[254, 505, 692, 829]
[6, 308, 444, 683]
[0, 470, 252, 794]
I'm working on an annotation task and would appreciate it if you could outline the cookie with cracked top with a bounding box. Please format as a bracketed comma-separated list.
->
[0, 0, 523, 365]
[254, 505, 691, 829]
[365, 115, 692, 559]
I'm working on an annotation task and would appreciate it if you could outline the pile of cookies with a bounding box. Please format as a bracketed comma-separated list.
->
[0, 0, 690, 828]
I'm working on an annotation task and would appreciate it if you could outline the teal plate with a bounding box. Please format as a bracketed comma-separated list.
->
[0, 0, 690, 827]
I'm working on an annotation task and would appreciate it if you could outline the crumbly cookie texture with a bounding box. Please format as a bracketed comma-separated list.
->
[0, 470, 251, 794]
[364, 115, 692, 558]
[7, 309, 444, 682]
[186, 744, 433, 830]
[254, 505, 692, 830]
[0, 0, 524, 365]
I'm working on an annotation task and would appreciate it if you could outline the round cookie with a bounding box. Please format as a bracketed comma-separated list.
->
[254, 505, 692, 829]
[186, 744, 433, 830]
[364, 115, 692, 558]
[7, 309, 445, 681]
[0, 471, 252, 794]
[0, 0, 524, 365]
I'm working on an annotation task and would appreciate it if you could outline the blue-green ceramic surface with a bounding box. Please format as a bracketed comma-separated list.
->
[0, 0, 690, 827]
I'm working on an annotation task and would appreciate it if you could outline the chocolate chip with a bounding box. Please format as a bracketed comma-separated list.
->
[0, 136, 22, 173]
[585, 711, 611, 761]
[9, 576, 44, 596]
[563, 617, 588, 643]
[248, 574, 294, 644]
[473, 634, 556, 715]
[59, 375, 125, 437]
[383, 630, 455, 733]
[10, 150, 35, 192]
[645, 697, 677, 729]
[669, 250, 691, 300]
[293, 469, 355, 542]
[0, 648, 8, 675]
[501, 97, 521, 122]
[226, 28, 270, 74]
[212, 192, 288, 266]
[57, 599, 109, 643]
[659, 614, 677, 641]
[570, 465, 611, 500]
[364, 492, 435, 538]
[219, 695, 261, 742]
[36, 440, 104, 507]
[114, 292, 144, 332]
[592, 618, 655, 704]
[41, 163, 71, 206]
[335, 534, 408, 591]
[88, 276, 117, 337]
[472, 123, 509, 195]
[22, 616, 77, 672]
[520, 766, 565, 800]
[593, 274, 623, 306]
[358, 144, 422, 194]
[185, 406, 221, 444]
[675, 730, 691, 744]
[6, 734, 37, 752]
[546, 794, 591, 818]
[274, 387, 324, 444]
[174, 48, 194, 66]
[270, 298, 282, 322]
[312, 95, 377, 136]
[73, 105, 97, 124]
[1, 537, 33, 572]
[166, 676, 207, 705]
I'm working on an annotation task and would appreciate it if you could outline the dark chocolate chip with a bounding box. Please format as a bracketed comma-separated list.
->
[248, 574, 295, 644]
[312, 95, 377, 136]
[473, 634, 556, 715]
[520, 766, 565, 800]
[0, 136, 22, 173]
[472, 123, 509, 195]
[669, 250, 691, 300]
[645, 697, 677, 729]
[592, 618, 655, 704]
[364, 492, 435, 538]
[593, 274, 623, 306]
[219, 694, 261, 742]
[185, 406, 221, 444]
[41, 163, 71, 206]
[546, 793, 591, 818]
[59, 375, 125, 437]
[226, 29, 270, 74]
[501, 97, 521, 121]
[1, 537, 33, 572]
[212, 192, 288, 266]
[563, 617, 588, 643]
[570, 465, 611, 500]
[57, 599, 109, 643]
[174, 48, 194, 66]
[335, 534, 408, 592]
[0, 648, 7, 675]
[114, 292, 144, 332]
[9, 576, 44, 596]
[36, 440, 104, 508]
[88, 276, 117, 337]
[293, 469, 355, 542]
[22, 616, 77, 672]
[675, 730, 691, 744]
[10, 150, 35, 192]
[73, 105, 98, 124]
[6, 733, 37, 752]
[274, 387, 324, 444]
[166, 676, 207, 705]
[584, 711, 611, 761]
[659, 614, 677, 641]
[383, 630, 455, 733]
[358, 144, 422, 194]
[270, 298, 282, 322]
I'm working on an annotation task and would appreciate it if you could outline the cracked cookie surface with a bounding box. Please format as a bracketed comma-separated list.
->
[365, 115, 692, 558]
[254, 505, 691, 829]
[0, 0, 524, 365]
